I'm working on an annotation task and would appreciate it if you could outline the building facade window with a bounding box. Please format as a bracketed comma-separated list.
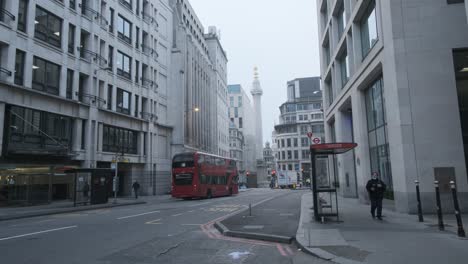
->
[66, 69, 73, 99]
[6, 105, 73, 154]
[340, 52, 349, 88]
[68, 23, 75, 54]
[14, 49, 25, 86]
[239, 117, 243, 128]
[103, 125, 138, 154]
[17, 0, 28, 32]
[108, 45, 114, 70]
[107, 85, 113, 110]
[294, 150, 299, 159]
[118, 15, 132, 44]
[360, 0, 378, 58]
[337, 5, 345, 38]
[32, 56, 60, 95]
[116, 51, 131, 79]
[287, 138, 291, 147]
[109, 8, 115, 33]
[34, 6, 62, 48]
[293, 138, 298, 147]
[69, 0, 76, 10]
[365, 77, 392, 189]
[117, 88, 131, 115]
[229, 96, 234, 106]
[234, 107, 238, 117]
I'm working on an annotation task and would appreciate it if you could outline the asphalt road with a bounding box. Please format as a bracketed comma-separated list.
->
[0, 189, 330, 264]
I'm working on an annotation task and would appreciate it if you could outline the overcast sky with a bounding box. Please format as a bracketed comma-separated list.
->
[189, 0, 321, 144]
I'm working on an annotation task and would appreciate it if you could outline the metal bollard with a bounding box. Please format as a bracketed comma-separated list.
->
[434, 181, 445, 231]
[450, 181, 466, 237]
[249, 203, 252, 216]
[415, 180, 424, 222]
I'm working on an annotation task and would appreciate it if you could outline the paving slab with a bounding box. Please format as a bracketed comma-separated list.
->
[219, 190, 305, 243]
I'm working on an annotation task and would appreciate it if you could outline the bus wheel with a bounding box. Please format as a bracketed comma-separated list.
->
[206, 190, 212, 199]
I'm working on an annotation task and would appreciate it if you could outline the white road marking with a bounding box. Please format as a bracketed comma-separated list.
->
[117, 210, 160, 220]
[172, 213, 183, 217]
[145, 219, 162, 225]
[0, 226, 77, 241]
[181, 224, 202, 226]
[188, 210, 195, 213]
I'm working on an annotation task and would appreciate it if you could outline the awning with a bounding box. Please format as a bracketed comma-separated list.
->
[310, 143, 357, 155]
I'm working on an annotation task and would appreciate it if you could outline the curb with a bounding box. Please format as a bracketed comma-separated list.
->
[214, 221, 293, 244]
[295, 193, 362, 264]
[0, 201, 146, 221]
[213, 192, 298, 244]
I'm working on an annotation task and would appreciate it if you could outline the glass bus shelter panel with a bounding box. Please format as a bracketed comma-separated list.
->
[74, 172, 92, 205]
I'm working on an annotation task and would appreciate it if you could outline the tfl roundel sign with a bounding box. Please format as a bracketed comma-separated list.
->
[307, 132, 313, 138]
[313, 138, 321, 144]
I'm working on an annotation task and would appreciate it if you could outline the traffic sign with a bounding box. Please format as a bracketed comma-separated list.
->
[307, 132, 313, 138]
[313, 138, 321, 144]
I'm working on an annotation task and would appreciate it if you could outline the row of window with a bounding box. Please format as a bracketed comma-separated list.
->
[13, 48, 155, 118]
[278, 163, 302, 172]
[275, 136, 324, 149]
[281, 102, 322, 114]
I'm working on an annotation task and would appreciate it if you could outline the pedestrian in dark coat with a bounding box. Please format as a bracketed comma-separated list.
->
[366, 172, 387, 220]
[132, 181, 141, 199]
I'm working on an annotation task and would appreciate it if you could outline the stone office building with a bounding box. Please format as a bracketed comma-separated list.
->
[0, 0, 173, 205]
[317, 0, 468, 212]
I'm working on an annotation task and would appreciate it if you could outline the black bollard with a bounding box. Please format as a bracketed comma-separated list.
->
[435, 181, 444, 231]
[450, 181, 466, 238]
[415, 180, 424, 222]
[249, 203, 252, 216]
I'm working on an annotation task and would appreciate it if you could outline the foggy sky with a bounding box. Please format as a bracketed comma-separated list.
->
[189, 0, 321, 144]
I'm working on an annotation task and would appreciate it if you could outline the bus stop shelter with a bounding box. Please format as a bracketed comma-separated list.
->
[310, 143, 357, 222]
[65, 169, 113, 206]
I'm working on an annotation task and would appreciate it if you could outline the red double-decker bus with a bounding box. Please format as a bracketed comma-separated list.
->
[171, 152, 239, 199]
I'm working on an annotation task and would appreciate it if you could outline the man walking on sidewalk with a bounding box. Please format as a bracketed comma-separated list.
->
[132, 181, 140, 199]
[366, 172, 386, 220]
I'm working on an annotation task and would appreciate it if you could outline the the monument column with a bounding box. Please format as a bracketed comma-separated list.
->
[251, 67, 264, 160]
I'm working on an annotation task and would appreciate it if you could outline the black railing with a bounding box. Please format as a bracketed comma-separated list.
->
[0, 67, 12, 82]
[141, 44, 156, 56]
[118, 32, 132, 45]
[0, 8, 16, 23]
[0, 67, 12, 76]
[75, 91, 106, 107]
[142, 12, 153, 24]
[79, 4, 108, 27]
[140, 112, 155, 121]
[141, 77, 153, 88]
[78, 47, 107, 67]
[119, 0, 132, 10]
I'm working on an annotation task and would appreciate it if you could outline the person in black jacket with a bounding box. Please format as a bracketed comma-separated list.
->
[366, 172, 386, 220]
[132, 181, 140, 199]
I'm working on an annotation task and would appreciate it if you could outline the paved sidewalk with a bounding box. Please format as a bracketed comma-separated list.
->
[296, 192, 468, 264]
[0, 197, 147, 221]
[216, 190, 304, 243]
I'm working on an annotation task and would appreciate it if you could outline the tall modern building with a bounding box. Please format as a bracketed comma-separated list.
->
[169, 0, 222, 156]
[251, 67, 263, 160]
[0, 0, 174, 205]
[317, 0, 468, 212]
[272, 77, 325, 185]
[228, 84, 256, 179]
[205, 26, 229, 158]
